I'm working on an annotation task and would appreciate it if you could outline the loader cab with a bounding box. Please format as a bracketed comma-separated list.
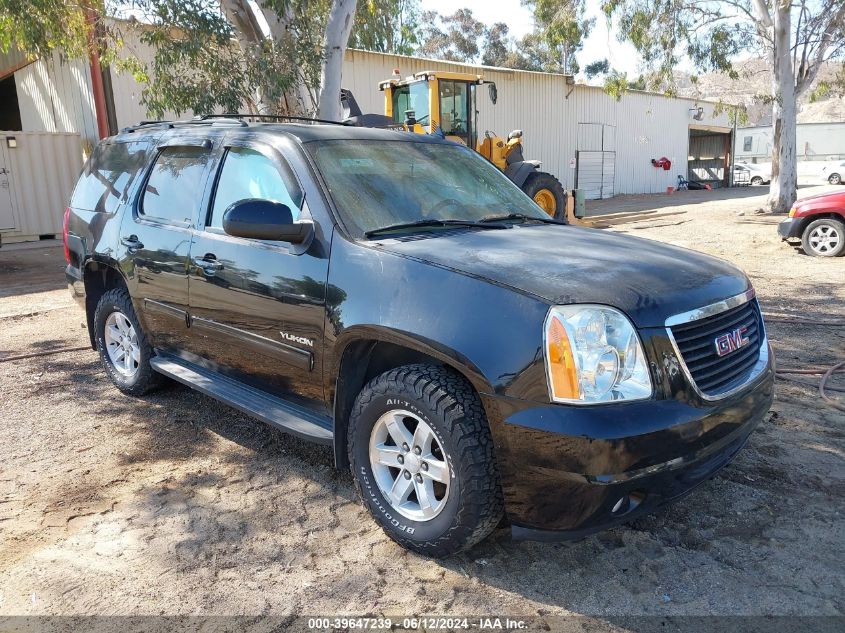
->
[381, 71, 486, 148]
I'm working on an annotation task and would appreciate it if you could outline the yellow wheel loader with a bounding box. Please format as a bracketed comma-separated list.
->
[340, 70, 567, 220]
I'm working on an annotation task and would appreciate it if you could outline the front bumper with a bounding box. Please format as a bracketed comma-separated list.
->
[778, 217, 803, 240]
[481, 361, 775, 541]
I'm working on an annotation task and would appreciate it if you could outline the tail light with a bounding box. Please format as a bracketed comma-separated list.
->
[62, 207, 71, 264]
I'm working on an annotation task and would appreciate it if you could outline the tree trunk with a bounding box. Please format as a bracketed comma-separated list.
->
[317, 0, 357, 120]
[767, 2, 797, 214]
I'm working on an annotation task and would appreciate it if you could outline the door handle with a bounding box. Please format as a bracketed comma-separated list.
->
[192, 254, 223, 274]
[120, 235, 144, 251]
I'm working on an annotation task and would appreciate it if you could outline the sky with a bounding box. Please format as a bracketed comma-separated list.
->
[418, 0, 642, 79]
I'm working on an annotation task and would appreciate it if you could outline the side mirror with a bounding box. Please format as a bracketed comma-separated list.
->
[488, 82, 498, 105]
[222, 199, 311, 244]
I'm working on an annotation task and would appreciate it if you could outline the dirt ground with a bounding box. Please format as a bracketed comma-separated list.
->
[0, 185, 843, 628]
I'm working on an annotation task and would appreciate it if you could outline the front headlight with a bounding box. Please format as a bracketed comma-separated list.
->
[788, 206, 796, 217]
[544, 305, 652, 404]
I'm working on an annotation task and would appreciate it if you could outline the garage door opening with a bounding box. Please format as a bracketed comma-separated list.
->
[0, 75, 22, 131]
[688, 127, 732, 188]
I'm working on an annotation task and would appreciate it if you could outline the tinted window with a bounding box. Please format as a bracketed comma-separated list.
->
[141, 147, 208, 224]
[208, 147, 300, 228]
[71, 141, 148, 213]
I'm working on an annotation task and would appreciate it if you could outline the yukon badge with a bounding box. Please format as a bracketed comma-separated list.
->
[280, 331, 314, 347]
[714, 325, 750, 357]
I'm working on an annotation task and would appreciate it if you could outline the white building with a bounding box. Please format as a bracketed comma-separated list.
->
[736, 122, 845, 164]
[1, 42, 734, 243]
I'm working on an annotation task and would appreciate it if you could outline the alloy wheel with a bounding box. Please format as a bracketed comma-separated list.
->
[368, 409, 450, 522]
[104, 311, 140, 376]
[808, 224, 841, 255]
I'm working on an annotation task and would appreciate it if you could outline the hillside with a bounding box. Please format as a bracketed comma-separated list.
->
[674, 58, 844, 126]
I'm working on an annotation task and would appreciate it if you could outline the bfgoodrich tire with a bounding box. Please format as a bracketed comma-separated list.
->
[348, 365, 504, 557]
[801, 217, 845, 257]
[94, 288, 163, 395]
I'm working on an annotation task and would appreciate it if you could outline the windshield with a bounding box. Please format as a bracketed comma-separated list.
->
[309, 140, 550, 237]
[391, 82, 430, 124]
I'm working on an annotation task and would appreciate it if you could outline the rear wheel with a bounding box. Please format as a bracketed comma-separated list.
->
[751, 176, 764, 185]
[828, 173, 842, 185]
[94, 288, 163, 395]
[801, 218, 845, 257]
[522, 171, 566, 221]
[348, 365, 503, 557]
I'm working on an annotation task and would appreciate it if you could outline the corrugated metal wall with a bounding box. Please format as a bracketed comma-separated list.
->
[13, 52, 100, 150]
[342, 50, 733, 196]
[0, 131, 83, 241]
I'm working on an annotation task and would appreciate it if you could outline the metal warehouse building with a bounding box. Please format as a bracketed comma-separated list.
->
[1, 42, 735, 243]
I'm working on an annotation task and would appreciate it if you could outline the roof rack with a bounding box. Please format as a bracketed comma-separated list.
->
[120, 117, 249, 133]
[120, 112, 348, 135]
[194, 113, 350, 126]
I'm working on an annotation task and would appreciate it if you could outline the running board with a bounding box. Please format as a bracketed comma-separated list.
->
[150, 355, 333, 444]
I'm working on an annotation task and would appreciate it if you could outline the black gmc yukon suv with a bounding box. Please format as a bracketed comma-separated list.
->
[64, 119, 774, 556]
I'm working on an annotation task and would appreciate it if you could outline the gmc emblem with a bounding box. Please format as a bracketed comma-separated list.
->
[714, 326, 750, 357]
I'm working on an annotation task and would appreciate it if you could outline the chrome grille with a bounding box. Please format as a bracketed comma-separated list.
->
[669, 296, 766, 399]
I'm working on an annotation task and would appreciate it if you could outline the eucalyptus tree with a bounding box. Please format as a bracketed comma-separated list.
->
[0, 0, 359, 121]
[601, 0, 845, 213]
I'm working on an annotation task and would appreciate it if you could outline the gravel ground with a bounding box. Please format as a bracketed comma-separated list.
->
[0, 186, 843, 627]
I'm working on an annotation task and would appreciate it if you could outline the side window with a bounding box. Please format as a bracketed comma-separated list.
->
[743, 136, 752, 152]
[208, 147, 301, 229]
[71, 141, 148, 213]
[141, 146, 208, 224]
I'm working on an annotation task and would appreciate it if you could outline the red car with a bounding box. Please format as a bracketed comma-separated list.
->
[778, 190, 845, 257]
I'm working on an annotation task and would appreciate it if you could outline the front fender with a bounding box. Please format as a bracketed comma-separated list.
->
[504, 161, 539, 188]
[323, 234, 551, 404]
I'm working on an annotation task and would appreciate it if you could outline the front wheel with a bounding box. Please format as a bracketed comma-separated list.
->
[522, 171, 567, 221]
[801, 217, 845, 257]
[828, 173, 842, 185]
[751, 176, 764, 186]
[348, 365, 504, 557]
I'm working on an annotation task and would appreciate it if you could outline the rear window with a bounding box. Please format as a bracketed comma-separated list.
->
[71, 141, 149, 213]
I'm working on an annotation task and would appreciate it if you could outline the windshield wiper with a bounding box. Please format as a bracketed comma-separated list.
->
[479, 212, 565, 225]
[365, 219, 509, 238]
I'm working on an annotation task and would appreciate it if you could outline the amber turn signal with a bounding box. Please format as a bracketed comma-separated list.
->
[547, 315, 580, 400]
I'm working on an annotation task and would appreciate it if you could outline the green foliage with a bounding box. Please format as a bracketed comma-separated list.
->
[349, 0, 420, 55]
[601, 0, 755, 94]
[584, 58, 610, 78]
[711, 99, 749, 126]
[0, 0, 101, 59]
[117, 0, 330, 118]
[521, 0, 591, 74]
[810, 63, 845, 102]
[417, 8, 487, 63]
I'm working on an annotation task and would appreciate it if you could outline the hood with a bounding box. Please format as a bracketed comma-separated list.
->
[795, 190, 845, 207]
[377, 224, 750, 328]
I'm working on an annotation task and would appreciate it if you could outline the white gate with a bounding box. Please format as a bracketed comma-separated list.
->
[576, 123, 616, 200]
[576, 151, 616, 200]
